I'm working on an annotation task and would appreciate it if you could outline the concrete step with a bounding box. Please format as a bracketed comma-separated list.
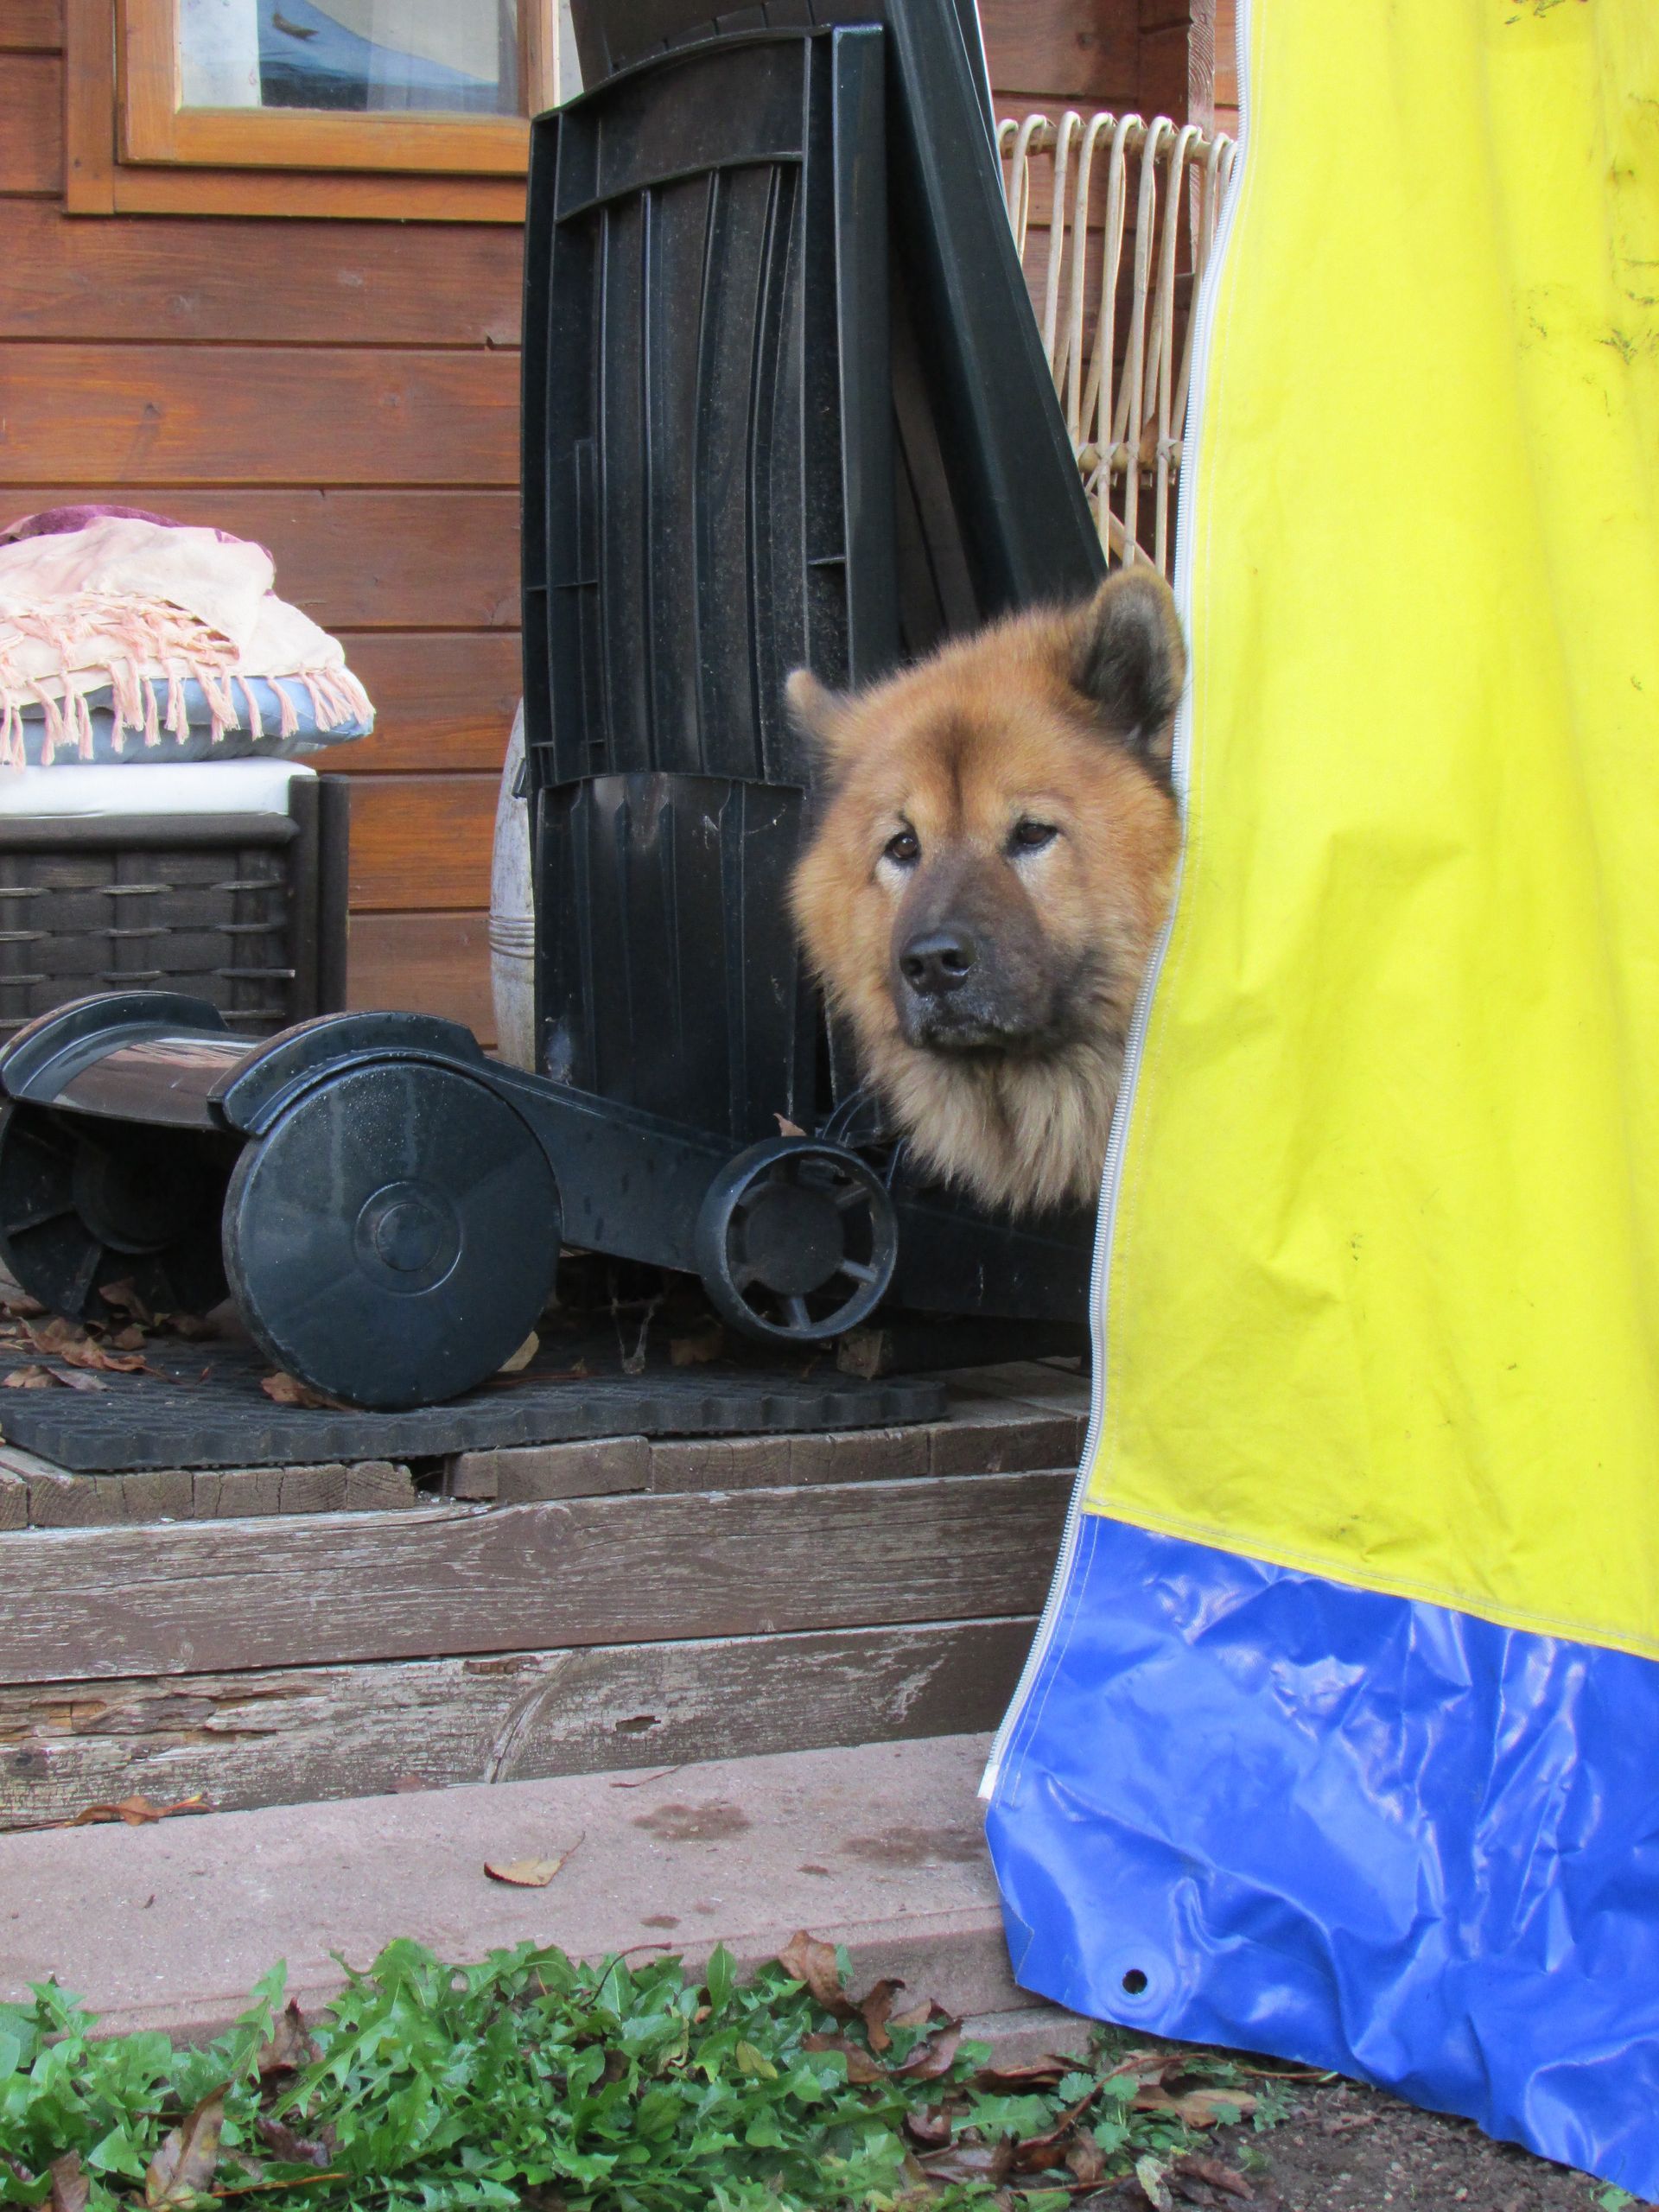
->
[0, 1732, 1092, 2059]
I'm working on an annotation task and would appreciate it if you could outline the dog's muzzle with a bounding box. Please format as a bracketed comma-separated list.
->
[894, 924, 1056, 1052]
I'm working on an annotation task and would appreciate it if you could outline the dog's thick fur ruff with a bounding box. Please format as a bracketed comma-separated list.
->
[789, 570, 1185, 1214]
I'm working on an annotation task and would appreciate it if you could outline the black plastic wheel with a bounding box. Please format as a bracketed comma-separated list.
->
[694, 1137, 897, 1345]
[222, 1062, 561, 1410]
[0, 1099, 232, 1319]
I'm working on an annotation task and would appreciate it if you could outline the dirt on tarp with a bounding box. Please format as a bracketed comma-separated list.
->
[1189, 2076, 1644, 2212]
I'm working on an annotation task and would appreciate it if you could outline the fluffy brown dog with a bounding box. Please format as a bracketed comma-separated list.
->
[789, 569, 1185, 1214]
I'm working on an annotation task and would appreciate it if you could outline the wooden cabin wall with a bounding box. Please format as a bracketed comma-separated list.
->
[0, 3, 1210, 1052]
[1213, 0, 1238, 135]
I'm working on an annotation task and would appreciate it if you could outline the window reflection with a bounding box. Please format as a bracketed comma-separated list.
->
[180, 0, 521, 116]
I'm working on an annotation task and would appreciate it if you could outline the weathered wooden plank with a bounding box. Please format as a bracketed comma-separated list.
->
[0, 1451, 423, 1528]
[346, 774, 498, 912]
[0, 200, 522, 345]
[0, 1471, 1071, 1682]
[645, 1411, 1081, 1494]
[455, 1421, 1059, 1504]
[935, 1363, 1091, 1421]
[0, 54, 60, 192]
[0, 346, 519, 488]
[0, 1615, 1033, 1830]
[325, 632, 519, 775]
[346, 911, 495, 1044]
[927, 1408, 1083, 1477]
[0, 1, 61, 52]
[23, 1466, 193, 1529]
[0, 492, 520, 631]
[982, 0, 1138, 105]
[449, 1437, 651, 1507]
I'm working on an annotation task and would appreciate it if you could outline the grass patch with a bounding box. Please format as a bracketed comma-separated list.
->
[0, 1935, 1293, 2211]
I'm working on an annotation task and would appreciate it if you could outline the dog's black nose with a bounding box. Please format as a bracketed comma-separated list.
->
[900, 928, 976, 996]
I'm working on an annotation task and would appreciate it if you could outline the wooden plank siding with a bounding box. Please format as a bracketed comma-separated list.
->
[0, 3, 64, 50]
[0, 56, 63, 194]
[0, 347, 520, 487]
[0, 0, 522, 1045]
[0, 200, 524, 346]
[1214, 0, 1238, 136]
[0, 5, 1207, 1052]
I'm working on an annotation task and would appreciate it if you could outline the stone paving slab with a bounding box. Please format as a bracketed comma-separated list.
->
[0, 1733, 1090, 2056]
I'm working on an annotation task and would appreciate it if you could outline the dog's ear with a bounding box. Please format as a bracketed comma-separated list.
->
[1069, 568, 1186, 765]
[786, 668, 859, 781]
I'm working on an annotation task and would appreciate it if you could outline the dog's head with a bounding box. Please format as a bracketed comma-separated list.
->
[789, 570, 1185, 1084]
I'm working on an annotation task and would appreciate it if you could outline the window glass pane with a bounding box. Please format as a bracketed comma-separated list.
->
[179, 0, 521, 116]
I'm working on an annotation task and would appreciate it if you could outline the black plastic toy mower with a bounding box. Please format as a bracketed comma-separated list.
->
[0, 0, 1105, 1410]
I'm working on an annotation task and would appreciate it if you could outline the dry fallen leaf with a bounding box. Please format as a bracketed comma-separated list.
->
[858, 1975, 905, 2054]
[255, 2114, 336, 2169]
[1135, 2085, 1256, 2129]
[260, 1371, 346, 1410]
[24, 1319, 144, 1374]
[971, 2053, 1075, 2091]
[48, 2152, 90, 2212]
[45, 1366, 108, 1393]
[891, 2018, 962, 2082]
[484, 1835, 582, 1888]
[801, 2031, 885, 2084]
[67, 1793, 208, 1828]
[1136, 2152, 1175, 2212]
[1319, 2108, 1376, 2136]
[669, 1323, 725, 1368]
[902, 2105, 952, 2150]
[22, 1316, 91, 1355]
[2, 1365, 57, 1389]
[162, 1313, 218, 1342]
[1008, 2090, 1102, 2175]
[777, 1930, 856, 2021]
[99, 1278, 154, 1325]
[1173, 2152, 1255, 2201]
[498, 1331, 539, 1376]
[1066, 2136, 1109, 2187]
[919, 2140, 1014, 2188]
[255, 1999, 318, 2082]
[145, 2087, 226, 2207]
[774, 1115, 806, 1139]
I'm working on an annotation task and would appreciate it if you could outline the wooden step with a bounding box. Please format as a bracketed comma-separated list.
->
[0, 1364, 1088, 1830]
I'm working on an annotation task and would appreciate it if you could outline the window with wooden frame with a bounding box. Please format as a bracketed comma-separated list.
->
[67, 0, 578, 218]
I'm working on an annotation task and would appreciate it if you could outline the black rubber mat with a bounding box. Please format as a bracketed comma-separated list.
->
[0, 1334, 947, 1474]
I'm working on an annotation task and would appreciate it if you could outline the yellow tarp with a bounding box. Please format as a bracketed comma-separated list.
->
[1088, 0, 1659, 1656]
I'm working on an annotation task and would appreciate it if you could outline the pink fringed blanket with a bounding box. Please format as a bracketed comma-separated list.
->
[0, 510, 374, 770]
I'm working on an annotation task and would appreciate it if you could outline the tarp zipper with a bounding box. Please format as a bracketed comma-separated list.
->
[982, 0, 1256, 1798]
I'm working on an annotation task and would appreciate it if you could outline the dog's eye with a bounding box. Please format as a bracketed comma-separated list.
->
[1009, 819, 1059, 855]
[884, 828, 920, 866]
